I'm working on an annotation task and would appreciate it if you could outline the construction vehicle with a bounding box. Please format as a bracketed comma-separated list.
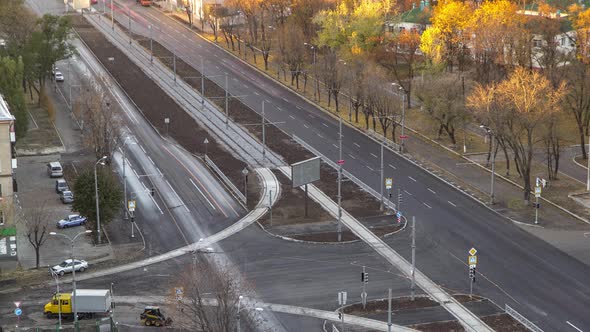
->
[140, 306, 172, 327]
[44, 289, 112, 319]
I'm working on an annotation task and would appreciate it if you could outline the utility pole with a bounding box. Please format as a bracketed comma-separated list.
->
[173, 47, 177, 83]
[262, 101, 266, 157]
[587, 135, 590, 191]
[387, 288, 392, 332]
[269, 189, 273, 227]
[225, 73, 229, 125]
[128, 7, 132, 45]
[411, 216, 416, 300]
[201, 58, 205, 111]
[400, 94, 406, 153]
[490, 135, 496, 205]
[337, 116, 343, 242]
[380, 132, 385, 211]
[149, 25, 153, 64]
[111, 0, 114, 31]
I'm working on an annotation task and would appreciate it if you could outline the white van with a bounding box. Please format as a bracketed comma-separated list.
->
[47, 162, 63, 178]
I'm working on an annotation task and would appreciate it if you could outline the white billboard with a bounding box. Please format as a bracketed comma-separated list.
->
[291, 156, 320, 188]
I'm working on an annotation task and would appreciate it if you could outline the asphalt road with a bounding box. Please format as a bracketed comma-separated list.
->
[101, 2, 590, 331]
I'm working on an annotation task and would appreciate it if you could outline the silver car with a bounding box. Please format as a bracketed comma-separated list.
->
[50, 259, 89, 276]
[60, 190, 74, 204]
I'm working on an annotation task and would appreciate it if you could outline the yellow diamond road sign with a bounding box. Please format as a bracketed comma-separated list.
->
[469, 247, 477, 256]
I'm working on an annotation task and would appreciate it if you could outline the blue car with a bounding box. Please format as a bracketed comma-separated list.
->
[56, 215, 87, 229]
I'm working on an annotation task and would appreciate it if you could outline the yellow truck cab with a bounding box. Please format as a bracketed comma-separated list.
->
[44, 293, 72, 318]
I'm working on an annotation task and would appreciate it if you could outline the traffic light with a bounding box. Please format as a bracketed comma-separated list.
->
[150, 187, 155, 196]
[338, 312, 342, 320]
[361, 272, 369, 283]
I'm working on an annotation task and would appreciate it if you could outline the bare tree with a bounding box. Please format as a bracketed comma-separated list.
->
[74, 87, 122, 161]
[167, 255, 256, 332]
[23, 204, 53, 269]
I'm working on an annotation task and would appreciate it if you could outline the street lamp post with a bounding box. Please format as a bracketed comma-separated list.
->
[50, 230, 92, 327]
[337, 116, 343, 242]
[49, 269, 62, 329]
[480, 125, 495, 205]
[94, 156, 107, 243]
[122, 137, 136, 219]
[242, 168, 249, 206]
[304, 43, 318, 101]
[400, 92, 406, 153]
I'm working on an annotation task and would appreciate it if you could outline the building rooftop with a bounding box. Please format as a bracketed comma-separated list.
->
[0, 94, 14, 122]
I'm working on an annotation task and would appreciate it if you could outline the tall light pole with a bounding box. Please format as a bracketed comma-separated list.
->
[304, 43, 318, 101]
[400, 92, 406, 153]
[236, 295, 263, 332]
[480, 125, 495, 205]
[50, 230, 92, 327]
[122, 137, 136, 219]
[587, 135, 590, 191]
[111, 0, 114, 31]
[337, 116, 343, 242]
[94, 156, 107, 243]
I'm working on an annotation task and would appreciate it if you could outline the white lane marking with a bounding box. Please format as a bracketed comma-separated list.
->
[289, 115, 295, 120]
[139, 144, 147, 153]
[332, 144, 338, 148]
[132, 167, 140, 179]
[266, 99, 271, 103]
[253, 91, 260, 96]
[303, 124, 309, 129]
[353, 142, 361, 148]
[366, 165, 374, 171]
[166, 179, 190, 213]
[448, 201, 457, 207]
[423, 202, 432, 209]
[408, 176, 417, 182]
[370, 153, 378, 158]
[282, 97, 288, 102]
[404, 190, 413, 196]
[296, 106, 302, 110]
[215, 65, 220, 69]
[308, 114, 315, 119]
[322, 123, 329, 128]
[189, 178, 216, 210]
[349, 154, 356, 160]
[566, 321, 583, 332]
[147, 156, 155, 165]
[277, 107, 283, 112]
[141, 182, 163, 214]
[242, 84, 248, 89]
[389, 164, 396, 170]
[156, 167, 163, 177]
[317, 133, 324, 138]
[428, 188, 436, 194]
[232, 77, 239, 82]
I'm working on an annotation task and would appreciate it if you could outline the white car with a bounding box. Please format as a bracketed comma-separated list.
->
[54, 71, 64, 82]
[50, 259, 89, 276]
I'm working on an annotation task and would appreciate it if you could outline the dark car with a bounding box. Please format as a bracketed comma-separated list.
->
[56, 215, 87, 229]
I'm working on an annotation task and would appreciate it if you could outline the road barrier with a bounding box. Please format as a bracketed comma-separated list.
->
[505, 304, 544, 332]
[204, 155, 246, 203]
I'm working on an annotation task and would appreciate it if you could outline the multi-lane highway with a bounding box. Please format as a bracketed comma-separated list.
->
[98, 1, 590, 330]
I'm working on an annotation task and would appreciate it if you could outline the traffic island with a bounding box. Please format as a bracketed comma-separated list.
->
[334, 295, 527, 332]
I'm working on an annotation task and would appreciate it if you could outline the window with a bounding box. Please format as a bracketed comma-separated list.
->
[533, 39, 542, 48]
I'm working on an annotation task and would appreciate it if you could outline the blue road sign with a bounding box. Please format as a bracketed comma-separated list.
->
[396, 211, 402, 218]
[15, 308, 22, 316]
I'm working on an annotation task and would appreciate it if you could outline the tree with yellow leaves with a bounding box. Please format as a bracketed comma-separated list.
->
[466, 0, 523, 82]
[420, 0, 472, 71]
[468, 68, 566, 202]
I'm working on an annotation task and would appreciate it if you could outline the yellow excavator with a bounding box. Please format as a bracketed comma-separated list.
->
[140, 306, 173, 327]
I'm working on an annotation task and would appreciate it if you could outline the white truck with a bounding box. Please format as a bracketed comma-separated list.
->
[44, 289, 112, 319]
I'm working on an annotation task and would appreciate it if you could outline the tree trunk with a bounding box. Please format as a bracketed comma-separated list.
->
[35, 246, 40, 268]
[580, 131, 587, 160]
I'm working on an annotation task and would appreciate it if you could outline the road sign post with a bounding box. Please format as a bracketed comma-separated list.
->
[468, 248, 477, 299]
[385, 178, 393, 212]
[534, 186, 541, 224]
[361, 266, 368, 308]
[337, 291, 347, 332]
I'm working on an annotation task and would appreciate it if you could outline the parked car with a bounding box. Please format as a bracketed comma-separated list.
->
[50, 259, 89, 276]
[55, 179, 69, 193]
[47, 161, 63, 178]
[56, 214, 87, 229]
[60, 190, 74, 204]
[55, 71, 64, 82]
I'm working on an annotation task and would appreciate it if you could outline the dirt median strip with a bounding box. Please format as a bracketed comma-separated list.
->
[70, 16, 247, 192]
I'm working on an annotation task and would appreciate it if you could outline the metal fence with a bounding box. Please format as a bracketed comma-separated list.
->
[204, 155, 246, 203]
[505, 304, 544, 332]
